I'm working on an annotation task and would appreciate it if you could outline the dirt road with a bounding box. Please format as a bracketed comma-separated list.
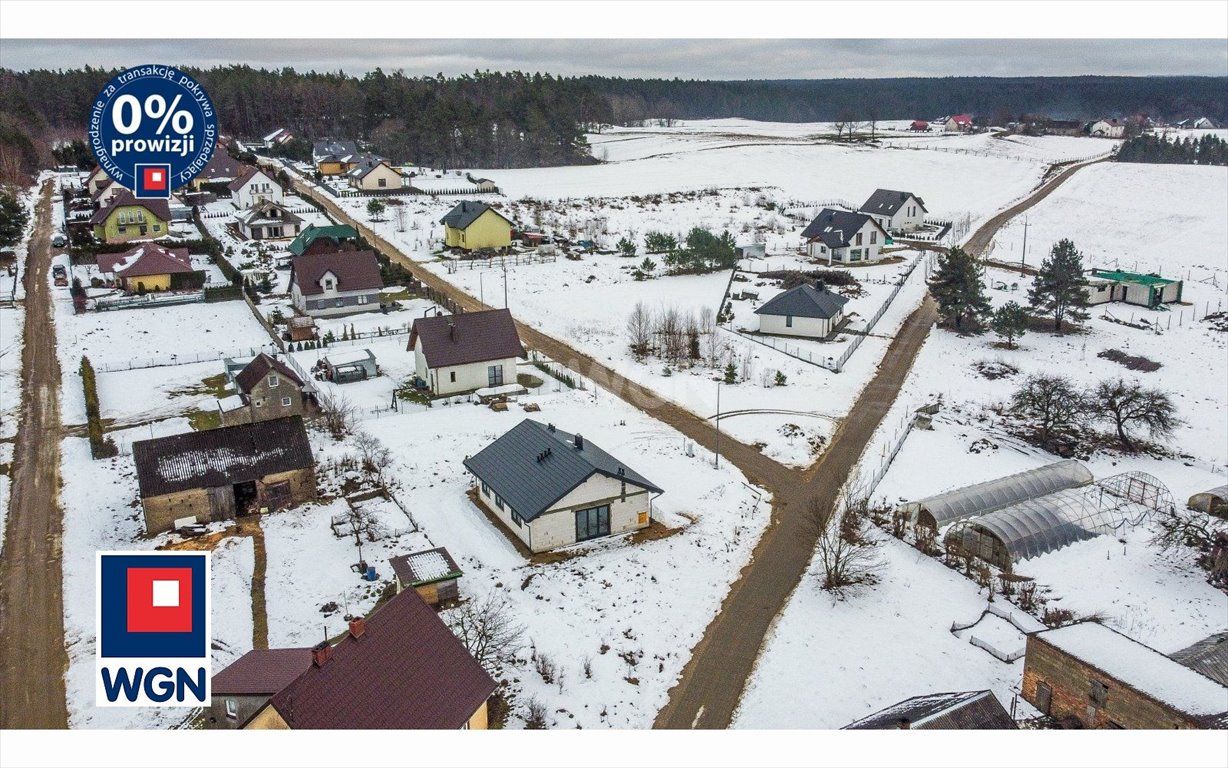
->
[0, 179, 70, 729]
[291, 158, 1099, 729]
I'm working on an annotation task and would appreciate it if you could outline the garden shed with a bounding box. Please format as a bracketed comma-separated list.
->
[1187, 485, 1228, 518]
[943, 471, 1174, 569]
[903, 460, 1094, 530]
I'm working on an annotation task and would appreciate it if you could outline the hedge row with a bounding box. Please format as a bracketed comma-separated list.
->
[80, 356, 117, 459]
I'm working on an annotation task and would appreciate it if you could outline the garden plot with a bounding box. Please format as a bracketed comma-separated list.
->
[258, 386, 770, 729]
[58, 427, 257, 730]
[92, 359, 226, 426]
[53, 299, 276, 426]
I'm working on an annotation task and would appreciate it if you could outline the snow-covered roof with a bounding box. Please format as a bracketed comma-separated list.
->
[217, 394, 245, 413]
[1035, 623, 1228, 717]
[389, 547, 463, 586]
[324, 348, 376, 367]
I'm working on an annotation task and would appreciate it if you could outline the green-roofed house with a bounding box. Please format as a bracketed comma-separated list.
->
[288, 223, 360, 257]
[440, 201, 512, 252]
[1088, 269, 1183, 309]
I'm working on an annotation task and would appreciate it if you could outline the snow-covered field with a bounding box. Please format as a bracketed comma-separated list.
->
[733, 160, 1228, 728]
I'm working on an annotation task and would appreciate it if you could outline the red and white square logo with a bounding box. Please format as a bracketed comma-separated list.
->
[126, 567, 193, 634]
[143, 167, 167, 190]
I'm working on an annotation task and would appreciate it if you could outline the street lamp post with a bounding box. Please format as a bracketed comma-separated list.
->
[714, 382, 721, 469]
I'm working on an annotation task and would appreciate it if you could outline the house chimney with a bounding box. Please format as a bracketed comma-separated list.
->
[574, 434, 584, 450]
[311, 641, 333, 667]
[815, 280, 826, 292]
[348, 616, 366, 639]
[547, 423, 556, 432]
[448, 318, 456, 340]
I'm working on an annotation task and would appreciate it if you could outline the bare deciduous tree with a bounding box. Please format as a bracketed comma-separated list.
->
[1010, 374, 1088, 450]
[626, 301, 653, 359]
[444, 592, 526, 673]
[806, 480, 882, 596]
[352, 430, 395, 488]
[1091, 378, 1179, 453]
[316, 389, 358, 439]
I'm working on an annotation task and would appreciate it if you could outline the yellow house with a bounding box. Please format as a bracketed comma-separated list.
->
[96, 243, 199, 294]
[210, 588, 496, 730]
[440, 200, 513, 251]
[312, 139, 361, 176]
[89, 190, 171, 243]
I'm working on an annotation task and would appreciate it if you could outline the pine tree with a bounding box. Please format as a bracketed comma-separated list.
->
[0, 191, 29, 248]
[1028, 239, 1090, 332]
[928, 247, 991, 331]
[991, 301, 1030, 348]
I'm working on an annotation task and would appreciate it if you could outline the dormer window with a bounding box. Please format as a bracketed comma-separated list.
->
[324, 278, 335, 290]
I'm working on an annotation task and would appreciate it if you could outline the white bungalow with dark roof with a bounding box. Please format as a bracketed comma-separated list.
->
[289, 250, 385, 318]
[408, 308, 525, 396]
[800, 208, 889, 264]
[859, 189, 928, 233]
[755, 281, 849, 339]
[464, 420, 664, 553]
[347, 157, 404, 191]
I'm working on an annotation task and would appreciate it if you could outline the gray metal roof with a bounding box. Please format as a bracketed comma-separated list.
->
[754, 282, 848, 320]
[843, 690, 1016, 730]
[1171, 632, 1228, 687]
[439, 201, 510, 231]
[800, 208, 879, 248]
[860, 188, 928, 218]
[463, 419, 663, 522]
[312, 139, 360, 162]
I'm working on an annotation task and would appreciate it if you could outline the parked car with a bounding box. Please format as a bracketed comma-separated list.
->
[52, 264, 68, 286]
[51, 233, 68, 248]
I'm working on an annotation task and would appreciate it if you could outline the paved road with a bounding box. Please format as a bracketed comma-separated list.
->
[0, 179, 70, 729]
[292, 159, 1099, 729]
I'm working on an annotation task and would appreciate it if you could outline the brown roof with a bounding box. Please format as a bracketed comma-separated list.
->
[408, 309, 525, 369]
[96, 243, 193, 278]
[234, 353, 304, 394]
[266, 589, 496, 729]
[389, 547, 462, 586]
[132, 415, 313, 498]
[227, 166, 273, 193]
[197, 153, 249, 182]
[290, 250, 384, 296]
[212, 648, 312, 696]
[89, 190, 172, 225]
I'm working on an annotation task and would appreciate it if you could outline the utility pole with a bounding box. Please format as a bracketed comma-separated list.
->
[1020, 215, 1028, 273]
[714, 382, 721, 469]
[479, 272, 484, 306]
[502, 257, 509, 309]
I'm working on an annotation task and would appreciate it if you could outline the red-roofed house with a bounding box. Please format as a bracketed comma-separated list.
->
[95, 242, 201, 293]
[229, 167, 283, 210]
[944, 114, 974, 133]
[229, 588, 497, 729]
[90, 190, 172, 243]
[910, 119, 930, 132]
[289, 250, 385, 318]
[208, 648, 312, 729]
[409, 308, 526, 396]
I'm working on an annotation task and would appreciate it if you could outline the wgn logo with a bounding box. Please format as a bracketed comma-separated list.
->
[96, 552, 210, 707]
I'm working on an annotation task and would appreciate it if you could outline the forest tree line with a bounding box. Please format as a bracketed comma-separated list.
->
[1, 67, 1225, 184]
[1115, 133, 1228, 165]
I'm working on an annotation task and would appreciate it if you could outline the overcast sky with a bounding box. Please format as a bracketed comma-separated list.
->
[2, 39, 1226, 79]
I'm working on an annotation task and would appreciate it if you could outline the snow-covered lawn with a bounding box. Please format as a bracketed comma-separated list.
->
[734, 161, 1228, 729]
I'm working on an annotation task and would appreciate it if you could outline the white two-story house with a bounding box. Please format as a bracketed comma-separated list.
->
[801, 208, 890, 264]
[859, 189, 928, 233]
[289, 250, 384, 318]
[229, 167, 283, 210]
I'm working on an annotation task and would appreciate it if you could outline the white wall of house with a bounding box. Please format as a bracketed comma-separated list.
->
[237, 217, 300, 240]
[475, 472, 652, 553]
[806, 220, 885, 264]
[290, 273, 380, 317]
[1089, 121, 1124, 138]
[413, 341, 517, 396]
[350, 164, 404, 191]
[758, 311, 839, 339]
[232, 172, 283, 209]
[887, 197, 926, 231]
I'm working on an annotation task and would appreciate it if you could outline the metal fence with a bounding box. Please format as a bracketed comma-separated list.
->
[94, 344, 280, 373]
[445, 251, 557, 272]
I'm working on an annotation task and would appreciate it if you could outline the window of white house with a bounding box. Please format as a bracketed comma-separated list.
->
[280, 396, 292, 407]
[334, 299, 343, 307]
[785, 315, 793, 328]
[870, 231, 877, 244]
[481, 481, 490, 495]
[225, 699, 238, 719]
[449, 371, 457, 383]
[850, 249, 862, 261]
[378, 178, 387, 188]
[511, 510, 523, 527]
[855, 232, 863, 246]
[495, 494, 504, 511]
[357, 295, 368, 304]
[268, 374, 280, 388]
[324, 279, 335, 290]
